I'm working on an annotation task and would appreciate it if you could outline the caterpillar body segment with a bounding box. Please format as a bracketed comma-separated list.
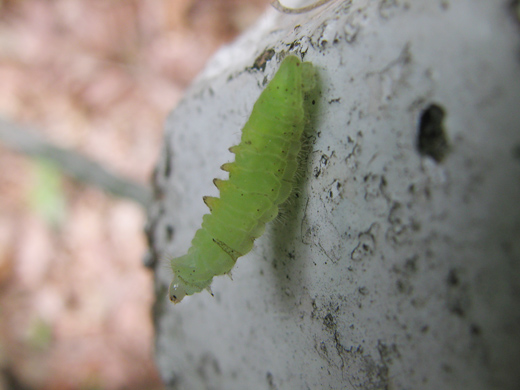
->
[169, 55, 316, 303]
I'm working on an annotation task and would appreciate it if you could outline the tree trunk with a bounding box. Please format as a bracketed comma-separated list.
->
[147, 1, 520, 388]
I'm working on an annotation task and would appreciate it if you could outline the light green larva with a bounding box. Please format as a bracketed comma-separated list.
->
[169, 55, 316, 303]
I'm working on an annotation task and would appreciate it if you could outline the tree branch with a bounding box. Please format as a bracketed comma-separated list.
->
[0, 117, 151, 207]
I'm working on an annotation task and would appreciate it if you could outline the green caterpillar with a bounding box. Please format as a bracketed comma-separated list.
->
[169, 55, 316, 303]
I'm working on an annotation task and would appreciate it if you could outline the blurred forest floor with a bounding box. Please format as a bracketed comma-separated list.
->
[0, 1, 269, 389]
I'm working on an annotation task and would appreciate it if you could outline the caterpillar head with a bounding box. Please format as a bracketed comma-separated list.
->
[169, 274, 187, 303]
[168, 258, 210, 303]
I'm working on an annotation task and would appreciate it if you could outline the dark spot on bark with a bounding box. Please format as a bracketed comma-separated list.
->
[447, 269, 459, 286]
[470, 323, 481, 336]
[323, 313, 336, 329]
[266, 372, 277, 390]
[166, 225, 174, 242]
[417, 104, 449, 162]
[252, 49, 275, 71]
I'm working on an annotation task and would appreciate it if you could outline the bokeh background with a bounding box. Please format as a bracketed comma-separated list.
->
[0, 1, 270, 389]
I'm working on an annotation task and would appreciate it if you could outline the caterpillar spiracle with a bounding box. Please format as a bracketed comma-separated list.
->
[169, 55, 316, 303]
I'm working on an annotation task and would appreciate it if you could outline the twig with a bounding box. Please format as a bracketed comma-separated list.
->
[0, 117, 152, 207]
[270, 0, 334, 14]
